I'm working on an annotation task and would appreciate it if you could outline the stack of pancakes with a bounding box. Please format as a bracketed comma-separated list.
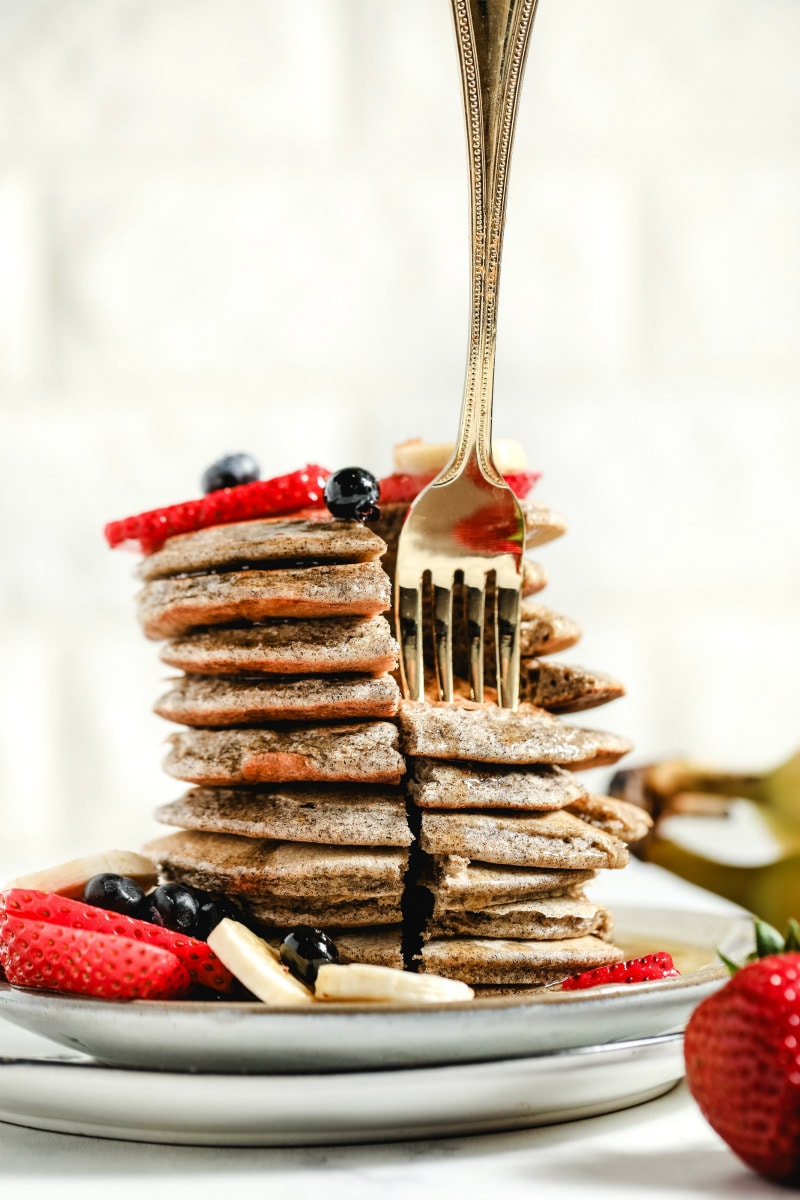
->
[138, 516, 411, 968]
[373, 493, 649, 992]
[128, 481, 647, 990]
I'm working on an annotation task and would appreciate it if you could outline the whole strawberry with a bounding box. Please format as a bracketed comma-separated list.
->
[685, 919, 800, 1185]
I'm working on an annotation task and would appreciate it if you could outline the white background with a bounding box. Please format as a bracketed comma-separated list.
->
[1, 0, 798, 867]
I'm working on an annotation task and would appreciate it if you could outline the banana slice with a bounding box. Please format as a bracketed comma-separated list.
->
[393, 438, 528, 476]
[315, 962, 474, 1003]
[4, 850, 158, 897]
[207, 919, 314, 1005]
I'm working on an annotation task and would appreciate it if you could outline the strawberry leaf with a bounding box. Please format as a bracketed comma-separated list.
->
[784, 918, 800, 953]
[755, 920, 785, 958]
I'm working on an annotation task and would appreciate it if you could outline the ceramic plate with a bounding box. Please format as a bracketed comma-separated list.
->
[0, 905, 751, 1073]
[0, 1033, 685, 1146]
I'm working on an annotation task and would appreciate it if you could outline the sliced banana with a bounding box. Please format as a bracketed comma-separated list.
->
[315, 962, 474, 1003]
[393, 438, 528, 476]
[4, 850, 158, 897]
[207, 919, 314, 1005]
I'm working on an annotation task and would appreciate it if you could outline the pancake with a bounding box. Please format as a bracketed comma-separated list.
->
[419, 809, 629, 870]
[164, 722, 405, 786]
[145, 830, 407, 900]
[138, 517, 386, 581]
[567, 794, 653, 844]
[409, 760, 588, 812]
[519, 500, 568, 548]
[259, 926, 404, 971]
[156, 785, 412, 847]
[155, 673, 401, 726]
[423, 856, 597, 909]
[398, 700, 632, 768]
[518, 604, 581, 657]
[160, 616, 398, 677]
[419, 934, 623, 985]
[426, 893, 612, 940]
[138, 562, 391, 640]
[519, 660, 624, 713]
[333, 927, 404, 970]
[245, 894, 403, 928]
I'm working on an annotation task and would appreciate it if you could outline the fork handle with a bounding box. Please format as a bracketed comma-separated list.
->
[445, 0, 540, 485]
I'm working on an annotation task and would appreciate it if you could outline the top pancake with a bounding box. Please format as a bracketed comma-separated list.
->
[138, 517, 386, 580]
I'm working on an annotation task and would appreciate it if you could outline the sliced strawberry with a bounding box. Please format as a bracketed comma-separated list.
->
[1, 915, 190, 1000]
[378, 469, 540, 506]
[0, 889, 234, 993]
[104, 465, 331, 554]
[560, 951, 679, 991]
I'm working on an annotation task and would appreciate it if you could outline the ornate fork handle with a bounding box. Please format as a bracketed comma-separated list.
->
[442, 0, 540, 487]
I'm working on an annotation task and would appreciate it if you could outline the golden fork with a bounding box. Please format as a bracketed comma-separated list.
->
[395, 0, 541, 709]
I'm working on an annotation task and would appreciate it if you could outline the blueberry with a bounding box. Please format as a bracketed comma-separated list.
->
[280, 926, 339, 986]
[82, 874, 146, 918]
[201, 452, 261, 494]
[195, 894, 245, 941]
[323, 467, 380, 522]
[142, 884, 202, 936]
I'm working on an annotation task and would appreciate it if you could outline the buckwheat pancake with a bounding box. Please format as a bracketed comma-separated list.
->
[245, 894, 403, 928]
[518, 660, 624, 713]
[419, 809, 629, 870]
[155, 673, 401, 726]
[423, 856, 597, 909]
[521, 558, 548, 596]
[156, 785, 412, 847]
[260, 926, 404, 970]
[419, 934, 623, 985]
[568, 794, 653, 844]
[409, 760, 588, 812]
[519, 500, 568, 548]
[164, 722, 405, 786]
[138, 517, 386, 581]
[333, 927, 404, 970]
[138, 562, 391, 640]
[427, 893, 612, 940]
[145, 830, 407, 899]
[518, 603, 581, 657]
[398, 700, 633, 768]
[160, 616, 398, 677]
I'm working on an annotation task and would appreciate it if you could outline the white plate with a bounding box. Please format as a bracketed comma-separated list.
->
[0, 905, 751, 1073]
[0, 1034, 685, 1146]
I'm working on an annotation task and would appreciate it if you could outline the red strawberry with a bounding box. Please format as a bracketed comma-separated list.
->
[1, 915, 190, 1000]
[378, 469, 540, 506]
[104, 464, 331, 553]
[560, 951, 679, 991]
[0, 889, 234, 993]
[685, 920, 800, 1185]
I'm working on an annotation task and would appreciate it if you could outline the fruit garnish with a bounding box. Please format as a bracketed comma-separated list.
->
[314, 963, 474, 1003]
[4, 850, 158, 899]
[280, 926, 339, 986]
[141, 883, 202, 937]
[1, 916, 191, 1001]
[560, 951, 679, 991]
[0, 890, 234, 992]
[685, 919, 800, 1185]
[378, 469, 540, 506]
[207, 919, 314, 1004]
[104, 464, 331, 553]
[82, 873, 146, 918]
[201, 452, 261, 494]
[324, 467, 380, 522]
